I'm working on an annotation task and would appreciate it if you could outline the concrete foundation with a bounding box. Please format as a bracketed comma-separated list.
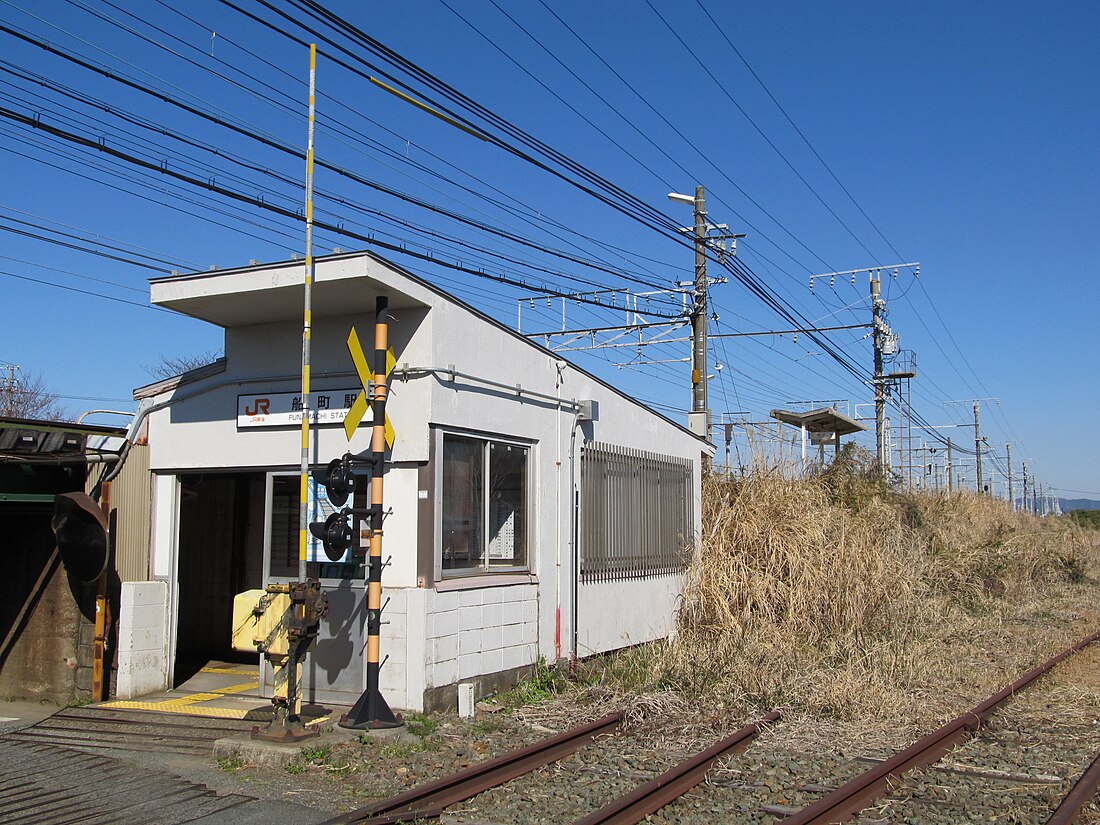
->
[213, 725, 395, 769]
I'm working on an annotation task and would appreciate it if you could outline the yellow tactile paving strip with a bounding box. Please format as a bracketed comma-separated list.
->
[99, 667, 261, 719]
[99, 702, 252, 719]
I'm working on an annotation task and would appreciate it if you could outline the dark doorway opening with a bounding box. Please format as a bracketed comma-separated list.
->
[174, 473, 265, 686]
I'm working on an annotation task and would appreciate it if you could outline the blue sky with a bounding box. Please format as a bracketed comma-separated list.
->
[2, 1, 1097, 500]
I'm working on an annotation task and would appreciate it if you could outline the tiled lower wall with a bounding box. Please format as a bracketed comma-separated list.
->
[308, 583, 538, 713]
[377, 588, 413, 711]
[425, 583, 538, 694]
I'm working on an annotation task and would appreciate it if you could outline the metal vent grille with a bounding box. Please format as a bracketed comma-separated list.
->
[579, 442, 693, 583]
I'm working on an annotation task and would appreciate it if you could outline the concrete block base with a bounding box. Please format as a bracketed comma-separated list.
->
[423, 662, 534, 714]
[213, 726, 360, 769]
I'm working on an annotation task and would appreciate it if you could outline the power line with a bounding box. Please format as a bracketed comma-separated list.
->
[0, 268, 171, 311]
[642, 0, 881, 264]
[693, 0, 902, 262]
[0, 31, 680, 299]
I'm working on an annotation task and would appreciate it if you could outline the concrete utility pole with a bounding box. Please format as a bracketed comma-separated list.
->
[690, 185, 710, 445]
[973, 402, 983, 494]
[807, 263, 916, 479]
[946, 437, 954, 492]
[2, 364, 15, 416]
[1022, 461, 1029, 513]
[1006, 443, 1014, 511]
[871, 274, 887, 472]
[723, 422, 733, 476]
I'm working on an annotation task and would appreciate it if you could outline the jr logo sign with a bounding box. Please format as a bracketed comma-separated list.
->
[236, 390, 358, 428]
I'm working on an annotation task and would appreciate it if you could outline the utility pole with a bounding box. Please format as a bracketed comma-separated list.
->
[946, 437, 954, 492]
[535, 187, 743, 453]
[871, 273, 887, 473]
[723, 422, 733, 477]
[973, 402, 983, 494]
[1006, 443, 1014, 511]
[2, 364, 15, 416]
[1022, 460, 1029, 513]
[690, 185, 710, 446]
[809, 263, 917, 478]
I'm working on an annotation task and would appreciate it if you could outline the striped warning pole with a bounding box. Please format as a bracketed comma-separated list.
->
[297, 43, 317, 585]
[341, 295, 401, 729]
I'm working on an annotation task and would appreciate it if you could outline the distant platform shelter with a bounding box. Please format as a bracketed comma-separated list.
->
[769, 407, 867, 463]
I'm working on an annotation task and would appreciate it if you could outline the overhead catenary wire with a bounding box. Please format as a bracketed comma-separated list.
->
[0, 30, 682, 300]
[0, 103, 688, 316]
[0, 58, 677, 308]
[0, 3, 1030, 474]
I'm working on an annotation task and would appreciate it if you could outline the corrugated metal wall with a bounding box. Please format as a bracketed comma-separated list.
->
[86, 444, 151, 582]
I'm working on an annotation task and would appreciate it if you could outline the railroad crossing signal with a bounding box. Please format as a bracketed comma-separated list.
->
[309, 455, 357, 562]
[316, 457, 354, 506]
[344, 327, 396, 446]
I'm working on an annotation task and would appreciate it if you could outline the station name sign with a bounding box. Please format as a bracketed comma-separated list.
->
[237, 389, 366, 428]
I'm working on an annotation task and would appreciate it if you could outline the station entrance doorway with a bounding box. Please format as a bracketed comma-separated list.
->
[174, 472, 265, 686]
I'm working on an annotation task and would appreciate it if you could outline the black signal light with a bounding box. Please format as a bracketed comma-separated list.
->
[309, 511, 354, 561]
[313, 455, 355, 506]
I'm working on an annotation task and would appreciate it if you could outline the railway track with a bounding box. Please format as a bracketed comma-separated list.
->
[778, 629, 1100, 824]
[319, 630, 1100, 824]
[322, 710, 781, 824]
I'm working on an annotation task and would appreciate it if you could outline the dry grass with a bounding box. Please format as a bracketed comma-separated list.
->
[582, 451, 1100, 735]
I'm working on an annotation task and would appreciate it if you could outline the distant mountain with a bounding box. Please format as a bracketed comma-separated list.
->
[1061, 498, 1100, 512]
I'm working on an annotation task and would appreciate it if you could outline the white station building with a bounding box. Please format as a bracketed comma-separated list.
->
[123, 251, 706, 711]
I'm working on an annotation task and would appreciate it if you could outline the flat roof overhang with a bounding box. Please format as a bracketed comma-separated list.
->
[149, 252, 430, 327]
[770, 407, 867, 437]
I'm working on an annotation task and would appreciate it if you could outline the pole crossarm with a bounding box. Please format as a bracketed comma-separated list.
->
[944, 398, 999, 406]
[515, 285, 689, 332]
[809, 262, 920, 286]
[545, 322, 691, 353]
[524, 319, 688, 340]
[531, 322, 870, 353]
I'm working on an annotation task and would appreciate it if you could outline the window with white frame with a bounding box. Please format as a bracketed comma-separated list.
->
[440, 432, 529, 575]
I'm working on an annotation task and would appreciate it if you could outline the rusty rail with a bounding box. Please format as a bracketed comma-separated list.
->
[574, 710, 781, 825]
[322, 711, 624, 824]
[783, 629, 1100, 825]
[1047, 748, 1100, 825]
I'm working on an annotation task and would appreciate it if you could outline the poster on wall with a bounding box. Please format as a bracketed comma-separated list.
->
[488, 501, 516, 560]
[237, 389, 363, 428]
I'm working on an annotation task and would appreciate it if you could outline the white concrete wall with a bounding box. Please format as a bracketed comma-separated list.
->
[422, 297, 704, 669]
[577, 574, 685, 656]
[380, 467, 420, 588]
[377, 588, 407, 709]
[115, 581, 169, 699]
[141, 253, 705, 706]
[145, 313, 433, 473]
[150, 474, 176, 580]
[373, 587, 428, 712]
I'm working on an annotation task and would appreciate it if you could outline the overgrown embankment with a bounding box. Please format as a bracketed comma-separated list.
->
[598, 453, 1100, 727]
